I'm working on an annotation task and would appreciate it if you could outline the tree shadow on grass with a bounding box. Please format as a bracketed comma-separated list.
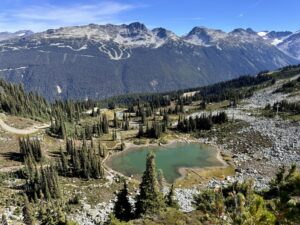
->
[47, 150, 61, 158]
[0, 152, 23, 162]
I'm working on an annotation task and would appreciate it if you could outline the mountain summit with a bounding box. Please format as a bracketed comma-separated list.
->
[0, 23, 298, 100]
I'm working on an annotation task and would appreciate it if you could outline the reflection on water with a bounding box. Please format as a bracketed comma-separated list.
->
[106, 143, 223, 183]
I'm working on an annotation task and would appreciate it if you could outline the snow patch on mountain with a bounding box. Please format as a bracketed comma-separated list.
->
[277, 32, 300, 59]
[271, 39, 284, 46]
[257, 31, 269, 40]
[0, 67, 27, 72]
[183, 27, 268, 47]
[56, 85, 62, 94]
[31, 23, 178, 49]
[98, 45, 131, 60]
[257, 31, 268, 37]
[216, 44, 222, 51]
[1, 23, 299, 62]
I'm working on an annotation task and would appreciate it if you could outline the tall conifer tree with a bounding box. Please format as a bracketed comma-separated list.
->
[135, 152, 165, 217]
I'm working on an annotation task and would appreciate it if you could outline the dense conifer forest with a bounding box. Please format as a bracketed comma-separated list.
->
[0, 65, 299, 225]
[0, 79, 49, 119]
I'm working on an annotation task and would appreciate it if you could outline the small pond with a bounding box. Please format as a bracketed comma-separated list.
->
[106, 143, 224, 183]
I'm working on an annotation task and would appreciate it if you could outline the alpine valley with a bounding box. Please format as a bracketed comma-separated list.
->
[0, 22, 299, 100]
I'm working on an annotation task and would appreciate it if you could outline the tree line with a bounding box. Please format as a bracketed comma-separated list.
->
[24, 161, 61, 201]
[266, 100, 300, 115]
[58, 138, 105, 179]
[177, 112, 228, 133]
[19, 137, 43, 163]
[0, 79, 49, 119]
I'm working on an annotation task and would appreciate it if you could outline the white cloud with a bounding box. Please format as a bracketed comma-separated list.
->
[0, 1, 138, 32]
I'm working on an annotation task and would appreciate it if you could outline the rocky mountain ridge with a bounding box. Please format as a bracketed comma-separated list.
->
[0, 23, 299, 100]
[2, 24, 300, 58]
[0, 30, 33, 41]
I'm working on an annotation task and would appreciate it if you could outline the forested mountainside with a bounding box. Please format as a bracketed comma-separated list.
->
[0, 23, 298, 101]
[1, 64, 300, 120]
[100, 64, 300, 107]
[0, 64, 299, 225]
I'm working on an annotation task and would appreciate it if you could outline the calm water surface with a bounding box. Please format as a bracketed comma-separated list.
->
[106, 143, 224, 182]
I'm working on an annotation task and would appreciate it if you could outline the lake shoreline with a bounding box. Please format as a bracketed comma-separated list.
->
[176, 150, 228, 182]
[104, 137, 229, 184]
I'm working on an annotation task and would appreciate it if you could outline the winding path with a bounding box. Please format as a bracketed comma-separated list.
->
[0, 115, 50, 135]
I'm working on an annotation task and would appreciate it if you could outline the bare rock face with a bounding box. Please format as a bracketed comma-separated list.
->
[0, 30, 33, 41]
[0, 23, 298, 101]
[277, 32, 300, 60]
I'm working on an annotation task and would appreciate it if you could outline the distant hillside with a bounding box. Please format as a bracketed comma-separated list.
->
[98, 64, 300, 107]
[0, 23, 298, 101]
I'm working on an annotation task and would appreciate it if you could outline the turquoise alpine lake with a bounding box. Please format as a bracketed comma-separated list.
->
[106, 142, 224, 183]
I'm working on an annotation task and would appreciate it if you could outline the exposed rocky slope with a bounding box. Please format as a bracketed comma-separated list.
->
[0, 30, 33, 41]
[0, 23, 298, 100]
[257, 30, 300, 59]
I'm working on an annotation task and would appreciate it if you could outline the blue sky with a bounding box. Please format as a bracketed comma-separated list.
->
[0, 0, 299, 34]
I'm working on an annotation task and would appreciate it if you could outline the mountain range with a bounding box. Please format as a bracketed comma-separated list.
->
[0, 30, 34, 41]
[0, 22, 299, 100]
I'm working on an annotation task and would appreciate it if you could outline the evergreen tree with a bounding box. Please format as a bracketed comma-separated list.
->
[138, 124, 144, 138]
[24, 162, 61, 200]
[177, 113, 218, 133]
[112, 129, 117, 141]
[19, 136, 43, 162]
[200, 101, 206, 110]
[265, 164, 299, 223]
[58, 139, 104, 179]
[113, 112, 119, 128]
[123, 114, 130, 131]
[0, 79, 49, 119]
[38, 203, 79, 225]
[162, 113, 170, 130]
[113, 182, 133, 221]
[215, 187, 225, 218]
[232, 193, 276, 224]
[22, 194, 35, 225]
[102, 114, 109, 134]
[212, 112, 228, 124]
[59, 147, 69, 176]
[98, 141, 104, 157]
[141, 111, 147, 125]
[135, 152, 166, 217]
[152, 121, 162, 139]
[166, 184, 179, 209]
[179, 99, 184, 113]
